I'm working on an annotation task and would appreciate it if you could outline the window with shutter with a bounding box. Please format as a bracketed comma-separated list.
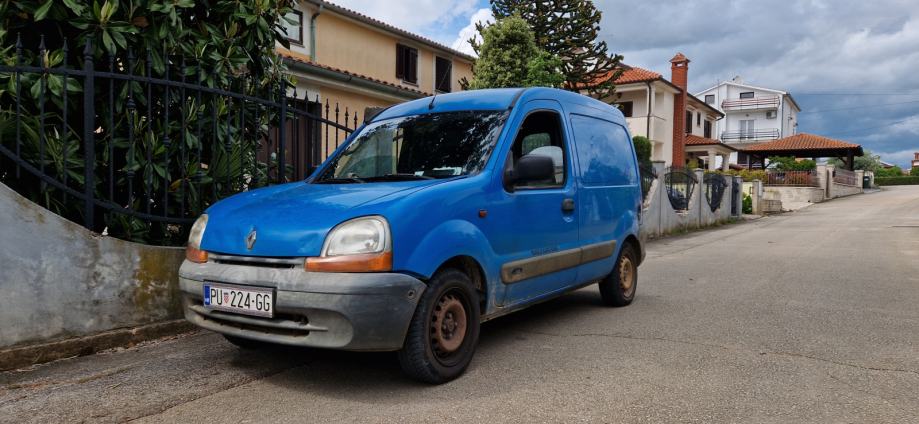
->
[396, 44, 418, 83]
[435, 57, 452, 93]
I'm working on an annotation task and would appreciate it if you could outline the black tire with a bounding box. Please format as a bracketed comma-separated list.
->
[223, 334, 272, 350]
[398, 268, 481, 384]
[599, 243, 638, 307]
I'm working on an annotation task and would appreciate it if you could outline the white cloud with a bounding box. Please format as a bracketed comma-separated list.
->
[451, 8, 494, 56]
[590, 0, 919, 167]
[330, 0, 479, 45]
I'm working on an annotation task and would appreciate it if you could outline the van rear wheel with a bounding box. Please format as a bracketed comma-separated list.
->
[599, 243, 638, 307]
[398, 268, 480, 384]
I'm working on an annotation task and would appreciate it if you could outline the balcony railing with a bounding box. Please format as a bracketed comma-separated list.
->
[721, 128, 780, 142]
[722, 96, 780, 111]
[765, 170, 819, 187]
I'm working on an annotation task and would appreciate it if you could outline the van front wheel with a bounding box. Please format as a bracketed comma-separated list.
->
[398, 268, 480, 384]
[599, 243, 638, 307]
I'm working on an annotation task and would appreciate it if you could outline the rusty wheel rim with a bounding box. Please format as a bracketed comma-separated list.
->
[619, 255, 635, 297]
[431, 292, 468, 357]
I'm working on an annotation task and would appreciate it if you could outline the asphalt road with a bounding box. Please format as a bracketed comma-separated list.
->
[2, 186, 918, 423]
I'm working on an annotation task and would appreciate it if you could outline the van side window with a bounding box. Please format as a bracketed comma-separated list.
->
[507, 111, 566, 188]
[570, 115, 637, 186]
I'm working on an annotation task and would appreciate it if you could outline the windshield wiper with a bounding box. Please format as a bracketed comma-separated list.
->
[364, 173, 435, 181]
[314, 177, 366, 184]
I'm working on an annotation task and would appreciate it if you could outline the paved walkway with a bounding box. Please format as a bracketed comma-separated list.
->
[2, 187, 918, 423]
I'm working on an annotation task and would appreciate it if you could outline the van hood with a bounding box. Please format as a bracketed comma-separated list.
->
[199, 181, 436, 257]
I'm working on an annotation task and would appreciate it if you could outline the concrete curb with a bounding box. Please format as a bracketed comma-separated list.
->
[0, 320, 195, 371]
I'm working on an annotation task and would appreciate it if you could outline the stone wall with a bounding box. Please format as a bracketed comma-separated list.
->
[0, 182, 185, 351]
[641, 163, 741, 238]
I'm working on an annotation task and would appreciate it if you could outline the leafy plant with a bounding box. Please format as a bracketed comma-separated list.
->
[465, 15, 564, 89]
[632, 136, 652, 167]
[768, 156, 816, 171]
[485, 0, 623, 98]
[742, 193, 752, 214]
[0, 0, 295, 245]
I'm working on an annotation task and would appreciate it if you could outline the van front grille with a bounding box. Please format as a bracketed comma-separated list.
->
[209, 253, 303, 269]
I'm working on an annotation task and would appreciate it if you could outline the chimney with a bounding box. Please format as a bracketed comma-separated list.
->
[670, 53, 690, 167]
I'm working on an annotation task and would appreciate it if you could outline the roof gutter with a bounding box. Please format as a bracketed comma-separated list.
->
[309, 5, 323, 62]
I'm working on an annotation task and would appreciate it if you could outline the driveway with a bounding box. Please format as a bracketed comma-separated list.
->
[2, 186, 918, 423]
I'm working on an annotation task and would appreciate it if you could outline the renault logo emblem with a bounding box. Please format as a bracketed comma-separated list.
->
[245, 229, 257, 250]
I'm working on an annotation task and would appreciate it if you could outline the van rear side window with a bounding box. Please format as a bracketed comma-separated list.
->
[570, 115, 637, 186]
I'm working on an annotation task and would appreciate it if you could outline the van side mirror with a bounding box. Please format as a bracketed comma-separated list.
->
[506, 154, 555, 191]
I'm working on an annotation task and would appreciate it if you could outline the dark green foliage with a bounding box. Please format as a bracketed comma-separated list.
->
[632, 135, 651, 167]
[465, 16, 564, 89]
[827, 150, 881, 173]
[742, 193, 752, 214]
[0, 0, 294, 245]
[768, 156, 816, 171]
[911, 166, 919, 176]
[875, 166, 903, 177]
[875, 176, 919, 186]
[485, 0, 623, 98]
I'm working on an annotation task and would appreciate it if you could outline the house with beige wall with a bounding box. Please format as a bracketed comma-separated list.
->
[275, 0, 475, 158]
[595, 54, 725, 168]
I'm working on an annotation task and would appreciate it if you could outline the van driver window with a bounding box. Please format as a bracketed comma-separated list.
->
[508, 111, 566, 188]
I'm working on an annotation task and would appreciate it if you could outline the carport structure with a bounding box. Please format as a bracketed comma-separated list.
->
[740, 133, 864, 170]
[685, 135, 737, 171]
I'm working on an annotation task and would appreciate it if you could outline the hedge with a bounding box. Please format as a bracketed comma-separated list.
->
[875, 177, 919, 186]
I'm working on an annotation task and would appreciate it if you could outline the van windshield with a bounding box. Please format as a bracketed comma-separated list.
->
[314, 111, 508, 183]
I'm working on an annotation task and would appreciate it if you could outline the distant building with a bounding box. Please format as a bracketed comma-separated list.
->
[695, 77, 801, 165]
[912, 152, 919, 169]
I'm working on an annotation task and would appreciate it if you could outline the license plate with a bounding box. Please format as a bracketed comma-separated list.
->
[203, 283, 274, 318]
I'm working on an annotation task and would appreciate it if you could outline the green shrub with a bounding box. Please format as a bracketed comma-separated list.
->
[742, 193, 752, 214]
[768, 156, 816, 171]
[911, 167, 919, 177]
[721, 169, 767, 182]
[632, 136, 652, 167]
[876, 166, 903, 177]
[875, 176, 919, 186]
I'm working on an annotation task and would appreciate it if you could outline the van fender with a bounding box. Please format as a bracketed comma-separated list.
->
[400, 219, 501, 302]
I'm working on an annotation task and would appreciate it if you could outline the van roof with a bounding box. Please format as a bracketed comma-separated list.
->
[372, 87, 620, 122]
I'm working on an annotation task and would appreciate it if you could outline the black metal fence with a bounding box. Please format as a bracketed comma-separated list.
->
[702, 172, 727, 212]
[639, 163, 657, 201]
[664, 167, 696, 211]
[0, 38, 358, 245]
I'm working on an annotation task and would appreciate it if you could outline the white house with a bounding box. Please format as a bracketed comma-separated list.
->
[696, 77, 801, 166]
[594, 54, 725, 168]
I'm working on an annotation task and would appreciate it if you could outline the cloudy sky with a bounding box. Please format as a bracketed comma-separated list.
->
[334, 0, 919, 168]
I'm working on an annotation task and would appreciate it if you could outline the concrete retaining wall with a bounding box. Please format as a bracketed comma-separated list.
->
[0, 182, 185, 351]
[763, 186, 826, 207]
[641, 163, 740, 238]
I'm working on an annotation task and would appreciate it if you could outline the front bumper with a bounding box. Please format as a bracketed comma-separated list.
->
[179, 260, 426, 351]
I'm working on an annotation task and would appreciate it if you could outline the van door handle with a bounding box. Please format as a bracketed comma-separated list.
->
[561, 198, 575, 212]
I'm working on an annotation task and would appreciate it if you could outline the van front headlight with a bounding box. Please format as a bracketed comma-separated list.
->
[186, 214, 209, 263]
[306, 216, 392, 272]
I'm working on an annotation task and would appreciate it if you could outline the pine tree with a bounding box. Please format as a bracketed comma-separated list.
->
[465, 16, 565, 89]
[486, 0, 623, 98]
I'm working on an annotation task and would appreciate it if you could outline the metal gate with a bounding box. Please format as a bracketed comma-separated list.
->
[731, 177, 741, 216]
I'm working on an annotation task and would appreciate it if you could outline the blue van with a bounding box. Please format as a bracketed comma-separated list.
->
[180, 87, 644, 383]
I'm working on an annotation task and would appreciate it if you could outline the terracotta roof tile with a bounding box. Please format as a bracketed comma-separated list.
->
[614, 67, 663, 84]
[277, 49, 431, 97]
[685, 134, 722, 146]
[744, 133, 861, 152]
